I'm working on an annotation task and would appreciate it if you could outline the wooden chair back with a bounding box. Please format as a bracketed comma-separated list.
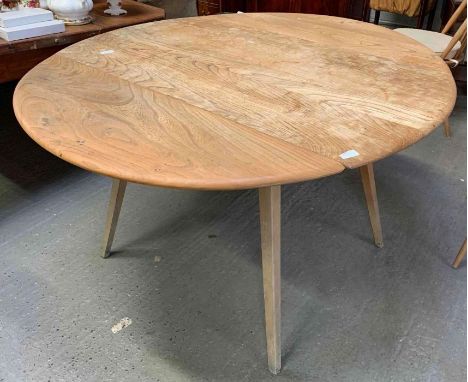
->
[440, 0, 467, 61]
[362, 0, 437, 29]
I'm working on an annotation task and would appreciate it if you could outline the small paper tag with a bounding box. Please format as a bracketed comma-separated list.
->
[99, 49, 114, 55]
[339, 149, 360, 159]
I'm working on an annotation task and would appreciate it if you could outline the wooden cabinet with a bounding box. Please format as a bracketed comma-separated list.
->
[198, 0, 365, 19]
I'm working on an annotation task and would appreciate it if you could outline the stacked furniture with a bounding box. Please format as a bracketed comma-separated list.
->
[197, 0, 366, 19]
[0, 0, 165, 83]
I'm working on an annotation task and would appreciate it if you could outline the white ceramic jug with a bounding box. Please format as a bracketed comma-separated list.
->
[47, 0, 93, 24]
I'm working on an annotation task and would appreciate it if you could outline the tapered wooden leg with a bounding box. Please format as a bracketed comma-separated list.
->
[359, 163, 383, 248]
[101, 178, 127, 258]
[259, 185, 281, 375]
[452, 239, 467, 269]
[443, 118, 452, 137]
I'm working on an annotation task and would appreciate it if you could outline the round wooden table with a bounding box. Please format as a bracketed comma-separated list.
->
[13, 13, 456, 374]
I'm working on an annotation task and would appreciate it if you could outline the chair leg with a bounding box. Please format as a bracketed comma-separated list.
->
[417, 0, 428, 29]
[374, 10, 380, 24]
[427, 4, 436, 30]
[100, 178, 127, 258]
[443, 118, 452, 137]
[417, 14, 425, 29]
[452, 239, 467, 268]
[359, 163, 384, 248]
[362, 1, 370, 22]
[259, 185, 281, 375]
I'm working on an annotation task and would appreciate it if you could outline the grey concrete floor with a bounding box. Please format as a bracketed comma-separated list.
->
[0, 81, 466, 382]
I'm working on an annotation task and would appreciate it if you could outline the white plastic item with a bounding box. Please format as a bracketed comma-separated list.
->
[0, 8, 53, 28]
[0, 19, 65, 41]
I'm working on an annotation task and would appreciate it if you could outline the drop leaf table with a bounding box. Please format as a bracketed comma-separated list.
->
[13, 13, 456, 374]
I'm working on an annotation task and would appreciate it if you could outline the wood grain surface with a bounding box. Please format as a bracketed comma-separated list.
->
[13, 13, 456, 190]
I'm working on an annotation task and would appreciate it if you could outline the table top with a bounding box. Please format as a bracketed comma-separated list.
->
[0, 0, 165, 55]
[13, 13, 456, 190]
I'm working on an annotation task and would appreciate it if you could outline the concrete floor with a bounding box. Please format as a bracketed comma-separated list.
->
[0, 80, 466, 382]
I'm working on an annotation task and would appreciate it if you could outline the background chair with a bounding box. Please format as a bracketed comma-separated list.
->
[395, 0, 467, 136]
[363, 0, 439, 29]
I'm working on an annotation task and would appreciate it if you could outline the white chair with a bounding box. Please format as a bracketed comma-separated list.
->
[395, 28, 462, 59]
[395, 0, 467, 137]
